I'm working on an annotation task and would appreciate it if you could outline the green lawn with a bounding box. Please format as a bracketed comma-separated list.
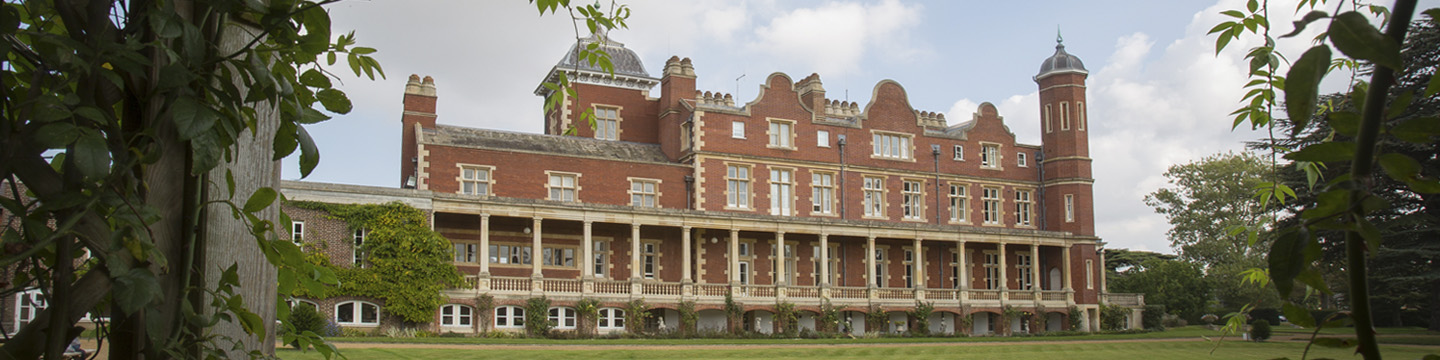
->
[321, 326, 1228, 346]
[275, 340, 1440, 360]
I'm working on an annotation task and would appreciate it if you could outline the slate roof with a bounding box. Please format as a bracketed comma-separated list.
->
[423, 125, 672, 164]
[555, 33, 653, 79]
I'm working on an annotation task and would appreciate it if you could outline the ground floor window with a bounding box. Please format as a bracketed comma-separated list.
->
[336, 301, 379, 326]
[495, 306, 525, 328]
[13, 289, 46, 333]
[440, 304, 473, 327]
[549, 307, 578, 329]
[597, 308, 625, 330]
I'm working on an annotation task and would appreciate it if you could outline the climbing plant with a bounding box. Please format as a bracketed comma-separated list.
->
[865, 304, 888, 333]
[677, 300, 698, 336]
[624, 299, 651, 334]
[818, 301, 841, 333]
[907, 301, 934, 336]
[773, 301, 798, 336]
[575, 298, 601, 337]
[524, 297, 553, 337]
[287, 201, 463, 324]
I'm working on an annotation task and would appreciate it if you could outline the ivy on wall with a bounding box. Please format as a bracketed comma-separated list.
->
[287, 201, 464, 324]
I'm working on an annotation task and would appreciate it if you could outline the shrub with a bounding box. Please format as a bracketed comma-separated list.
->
[575, 298, 601, 337]
[1142, 305, 1165, 330]
[1200, 313, 1219, 325]
[1100, 304, 1129, 331]
[322, 320, 342, 337]
[438, 331, 465, 338]
[1161, 314, 1187, 328]
[818, 301, 840, 333]
[1249, 319, 1271, 342]
[624, 299, 651, 334]
[524, 297, 553, 337]
[907, 302, 933, 336]
[773, 301, 798, 336]
[286, 305, 326, 349]
[475, 294, 495, 334]
[1250, 308, 1281, 325]
[678, 300, 698, 336]
[724, 293, 743, 335]
[865, 304, 888, 334]
[1067, 306, 1083, 331]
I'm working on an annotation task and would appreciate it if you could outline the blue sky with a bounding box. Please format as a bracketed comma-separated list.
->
[286, 0, 1393, 254]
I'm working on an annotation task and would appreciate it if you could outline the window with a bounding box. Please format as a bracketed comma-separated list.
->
[629, 179, 659, 208]
[440, 304, 473, 327]
[871, 132, 912, 160]
[949, 184, 969, 223]
[953, 145, 964, 161]
[454, 243, 477, 263]
[1065, 194, 1076, 223]
[547, 172, 578, 202]
[290, 221, 305, 244]
[811, 172, 835, 215]
[726, 164, 751, 209]
[595, 106, 619, 140]
[1015, 189, 1033, 227]
[980, 144, 1001, 169]
[542, 247, 576, 267]
[812, 245, 839, 285]
[873, 248, 887, 287]
[739, 243, 750, 256]
[903, 249, 915, 288]
[732, 121, 745, 139]
[983, 252, 1000, 290]
[495, 306, 525, 328]
[817, 129, 830, 147]
[597, 308, 625, 330]
[642, 243, 658, 279]
[1086, 260, 1095, 289]
[14, 289, 46, 331]
[769, 168, 794, 216]
[550, 307, 578, 329]
[949, 251, 961, 289]
[982, 187, 1002, 225]
[1044, 104, 1053, 133]
[1077, 102, 1086, 130]
[902, 180, 923, 220]
[460, 165, 492, 196]
[1017, 252, 1034, 290]
[489, 244, 533, 265]
[593, 241, 609, 278]
[1060, 102, 1071, 130]
[336, 301, 379, 326]
[768, 119, 794, 149]
[862, 176, 885, 217]
[770, 244, 797, 284]
[352, 228, 367, 267]
[738, 261, 751, 285]
[1017, 152, 1027, 167]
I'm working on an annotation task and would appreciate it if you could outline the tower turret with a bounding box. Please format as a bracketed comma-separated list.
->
[1034, 35, 1094, 236]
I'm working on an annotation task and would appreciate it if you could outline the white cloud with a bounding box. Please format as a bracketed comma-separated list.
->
[747, 0, 929, 76]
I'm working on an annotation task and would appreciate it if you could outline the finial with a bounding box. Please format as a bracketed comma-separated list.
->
[1057, 26, 1064, 45]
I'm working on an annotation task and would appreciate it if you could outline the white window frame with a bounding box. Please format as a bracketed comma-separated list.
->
[1017, 152, 1028, 167]
[440, 304, 473, 327]
[541, 246, 577, 268]
[454, 242, 478, 263]
[352, 228, 367, 268]
[862, 176, 886, 218]
[1077, 102, 1086, 131]
[871, 131, 914, 160]
[597, 308, 626, 330]
[769, 168, 794, 216]
[1060, 102, 1071, 131]
[1015, 189, 1034, 227]
[810, 172, 836, 215]
[901, 180, 924, 220]
[489, 243, 533, 265]
[949, 184, 970, 223]
[593, 240, 610, 278]
[458, 164, 494, 196]
[13, 289, 46, 333]
[726, 164, 752, 209]
[642, 242, 659, 279]
[953, 145, 964, 161]
[1016, 251, 1035, 290]
[767, 119, 796, 149]
[903, 249, 915, 288]
[812, 244, 840, 285]
[1065, 194, 1076, 223]
[817, 129, 830, 148]
[336, 301, 380, 326]
[495, 305, 525, 328]
[549, 307, 578, 329]
[731, 121, 746, 139]
[594, 105, 620, 140]
[546, 171, 580, 202]
[290, 220, 305, 245]
[982, 187, 1002, 225]
[983, 251, 1000, 290]
[628, 178, 660, 208]
[872, 247, 888, 288]
[980, 143, 1002, 170]
[1044, 103, 1053, 133]
[949, 250, 961, 289]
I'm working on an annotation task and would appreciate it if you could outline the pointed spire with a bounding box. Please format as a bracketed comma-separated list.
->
[1057, 26, 1064, 45]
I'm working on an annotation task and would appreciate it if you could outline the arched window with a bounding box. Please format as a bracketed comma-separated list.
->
[597, 308, 625, 330]
[495, 306, 525, 328]
[549, 307, 577, 329]
[336, 301, 379, 326]
[440, 304, 473, 327]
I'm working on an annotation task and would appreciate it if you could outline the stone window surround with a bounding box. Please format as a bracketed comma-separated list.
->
[592, 104, 623, 141]
[456, 163, 496, 197]
[544, 170, 582, 203]
[766, 117, 798, 150]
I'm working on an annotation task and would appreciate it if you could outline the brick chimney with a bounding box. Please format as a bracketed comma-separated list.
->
[400, 74, 437, 189]
[797, 73, 826, 122]
[658, 57, 697, 160]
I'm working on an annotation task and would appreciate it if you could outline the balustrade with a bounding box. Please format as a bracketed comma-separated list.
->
[491, 277, 530, 292]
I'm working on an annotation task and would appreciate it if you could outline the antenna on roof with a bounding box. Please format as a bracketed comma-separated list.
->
[735, 74, 745, 101]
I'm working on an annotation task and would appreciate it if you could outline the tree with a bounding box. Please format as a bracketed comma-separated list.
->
[1209, 0, 1438, 358]
[1109, 257, 1213, 321]
[1144, 151, 1277, 267]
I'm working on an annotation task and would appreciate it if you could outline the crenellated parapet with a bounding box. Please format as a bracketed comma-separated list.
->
[915, 110, 946, 128]
[824, 99, 861, 118]
[695, 90, 736, 107]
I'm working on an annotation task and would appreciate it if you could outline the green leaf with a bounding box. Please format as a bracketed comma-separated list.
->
[73, 131, 111, 178]
[226, 169, 236, 199]
[1221, 10, 1245, 18]
[1328, 11, 1402, 70]
[1284, 141, 1353, 162]
[34, 122, 80, 148]
[171, 96, 219, 141]
[1378, 153, 1420, 183]
[1280, 11, 1329, 38]
[1326, 111, 1360, 136]
[315, 88, 352, 114]
[1282, 303, 1315, 328]
[299, 69, 332, 89]
[1285, 46, 1331, 134]
[1391, 115, 1440, 143]
[297, 125, 320, 178]
[113, 267, 161, 314]
[243, 187, 277, 213]
[190, 130, 223, 175]
[1268, 228, 1308, 298]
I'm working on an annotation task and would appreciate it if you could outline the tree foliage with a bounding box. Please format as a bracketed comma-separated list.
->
[288, 201, 463, 324]
[1109, 258, 1213, 321]
[1144, 151, 1277, 266]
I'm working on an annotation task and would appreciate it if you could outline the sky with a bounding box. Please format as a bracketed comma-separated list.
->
[283, 0, 1384, 254]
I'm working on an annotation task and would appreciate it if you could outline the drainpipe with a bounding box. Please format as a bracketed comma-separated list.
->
[684, 175, 695, 210]
[932, 145, 942, 224]
[1036, 150, 1046, 231]
[838, 135, 848, 219]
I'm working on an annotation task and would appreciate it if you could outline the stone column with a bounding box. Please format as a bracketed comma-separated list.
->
[998, 242, 1008, 300]
[631, 224, 642, 280]
[958, 240, 968, 291]
[866, 236, 877, 288]
[913, 238, 925, 289]
[775, 231, 787, 286]
[818, 233, 830, 287]
[479, 214, 491, 276]
[1031, 243, 1041, 293]
[582, 221, 594, 277]
[1063, 244, 1073, 291]
[682, 226, 693, 283]
[531, 217, 543, 278]
[1098, 247, 1108, 294]
[729, 229, 740, 284]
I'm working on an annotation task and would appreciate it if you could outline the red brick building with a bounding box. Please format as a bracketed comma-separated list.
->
[284, 34, 1144, 335]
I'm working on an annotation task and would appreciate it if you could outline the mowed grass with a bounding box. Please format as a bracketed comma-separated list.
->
[275, 340, 1440, 360]
[320, 326, 1233, 346]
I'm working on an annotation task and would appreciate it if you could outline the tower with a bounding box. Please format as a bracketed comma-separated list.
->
[1034, 35, 1094, 236]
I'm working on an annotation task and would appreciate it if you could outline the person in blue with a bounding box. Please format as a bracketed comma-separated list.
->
[66, 338, 87, 358]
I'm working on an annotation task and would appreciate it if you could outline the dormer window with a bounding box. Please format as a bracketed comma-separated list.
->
[594, 106, 620, 140]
